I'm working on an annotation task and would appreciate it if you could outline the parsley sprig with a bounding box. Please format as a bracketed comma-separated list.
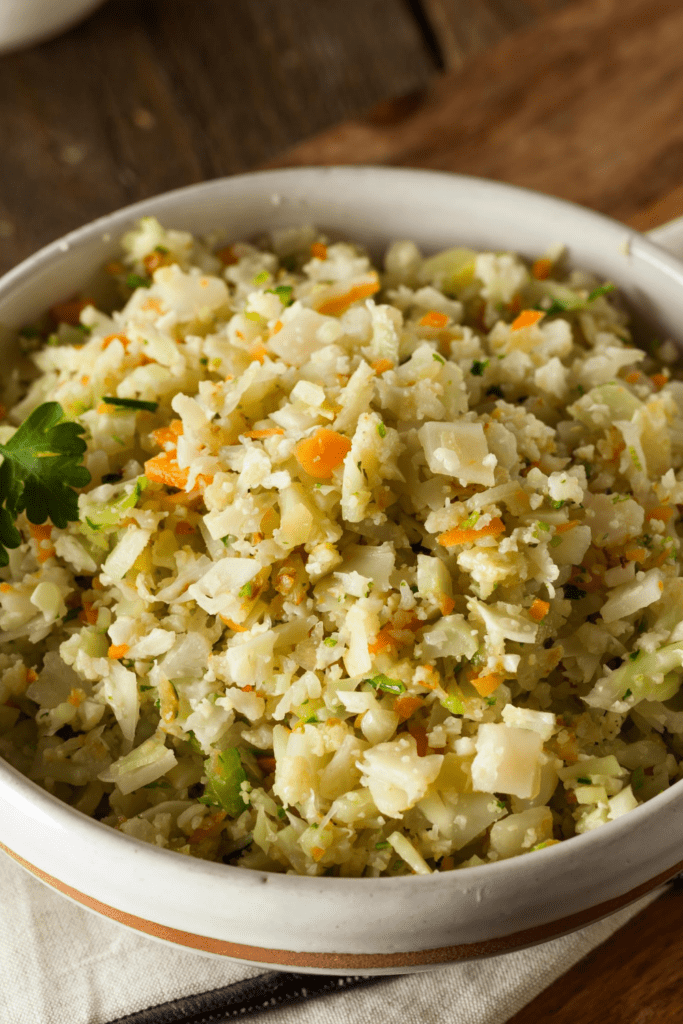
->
[0, 402, 91, 566]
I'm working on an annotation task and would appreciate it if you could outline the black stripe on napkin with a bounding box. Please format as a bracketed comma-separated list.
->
[107, 970, 390, 1023]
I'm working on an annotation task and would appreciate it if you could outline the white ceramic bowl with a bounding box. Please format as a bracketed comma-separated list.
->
[0, 0, 105, 53]
[2, 168, 683, 975]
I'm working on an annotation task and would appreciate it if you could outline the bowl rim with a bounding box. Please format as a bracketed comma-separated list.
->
[2, 164, 683, 896]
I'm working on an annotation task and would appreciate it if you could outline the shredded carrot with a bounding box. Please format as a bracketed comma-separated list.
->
[141, 297, 163, 314]
[257, 756, 277, 774]
[310, 242, 328, 260]
[439, 594, 455, 616]
[471, 673, 503, 697]
[108, 644, 129, 660]
[80, 376, 90, 386]
[651, 373, 668, 389]
[555, 520, 580, 534]
[215, 245, 238, 266]
[316, 276, 380, 316]
[529, 599, 550, 622]
[143, 250, 174, 274]
[79, 602, 98, 625]
[409, 724, 429, 756]
[646, 506, 673, 524]
[653, 546, 673, 569]
[174, 520, 195, 536]
[29, 523, 52, 542]
[438, 517, 505, 547]
[67, 689, 83, 707]
[250, 343, 268, 364]
[101, 333, 129, 351]
[510, 309, 545, 332]
[220, 616, 249, 632]
[419, 310, 449, 329]
[394, 695, 424, 721]
[270, 320, 283, 336]
[609, 439, 626, 463]
[105, 261, 125, 276]
[50, 297, 91, 326]
[295, 428, 351, 479]
[624, 546, 647, 562]
[311, 846, 326, 861]
[242, 428, 285, 439]
[370, 358, 394, 375]
[368, 616, 423, 655]
[532, 258, 552, 280]
[144, 450, 189, 489]
[151, 420, 183, 448]
[26, 668, 38, 684]
[0, 583, 12, 593]
[188, 810, 227, 845]
[625, 371, 641, 385]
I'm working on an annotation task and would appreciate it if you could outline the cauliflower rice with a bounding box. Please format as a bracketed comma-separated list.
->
[2, 219, 683, 876]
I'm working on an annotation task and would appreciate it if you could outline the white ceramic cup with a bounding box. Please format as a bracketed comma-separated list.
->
[1, 168, 683, 975]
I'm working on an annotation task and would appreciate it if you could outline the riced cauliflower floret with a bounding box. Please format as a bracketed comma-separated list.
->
[471, 723, 543, 799]
[358, 735, 442, 817]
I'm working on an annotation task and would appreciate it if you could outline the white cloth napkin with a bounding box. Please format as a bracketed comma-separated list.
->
[0, 848, 663, 1024]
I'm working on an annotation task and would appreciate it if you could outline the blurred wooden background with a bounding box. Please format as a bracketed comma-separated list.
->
[2, 2, 683, 1020]
[2, 0, 683, 276]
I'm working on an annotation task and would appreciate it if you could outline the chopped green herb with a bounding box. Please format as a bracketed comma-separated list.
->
[623, 688, 633, 699]
[631, 765, 645, 791]
[485, 696, 497, 707]
[125, 273, 151, 290]
[375, 841, 390, 850]
[577, 777, 592, 785]
[549, 535, 563, 548]
[324, 637, 337, 647]
[199, 357, 209, 366]
[266, 284, 294, 306]
[537, 521, 550, 532]
[471, 359, 489, 376]
[277, 807, 287, 819]
[63, 607, 80, 623]
[221, 534, 236, 547]
[459, 510, 480, 531]
[238, 581, 253, 598]
[365, 674, 406, 695]
[0, 402, 91, 567]
[629, 651, 640, 662]
[253, 270, 269, 285]
[441, 685, 465, 716]
[628, 446, 642, 471]
[102, 396, 159, 412]
[587, 282, 616, 302]
[550, 499, 566, 509]
[432, 352, 445, 365]
[486, 385, 504, 398]
[377, 421, 387, 439]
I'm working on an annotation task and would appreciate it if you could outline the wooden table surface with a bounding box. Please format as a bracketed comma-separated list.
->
[3, 1, 683, 1020]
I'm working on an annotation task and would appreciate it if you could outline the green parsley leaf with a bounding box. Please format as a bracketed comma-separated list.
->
[577, 777, 592, 785]
[587, 282, 615, 303]
[102, 396, 159, 412]
[550, 499, 566, 509]
[266, 284, 294, 306]
[377, 422, 387, 439]
[623, 688, 632, 699]
[324, 637, 337, 647]
[375, 841, 390, 850]
[0, 402, 91, 567]
[470, 359, 489, 376]
[125, 273, 151, 290]
[238, 581, 253, 598]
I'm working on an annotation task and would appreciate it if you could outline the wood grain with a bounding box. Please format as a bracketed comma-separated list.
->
[0, 0, 434, 274]
[419, 0, 554, 70]
[271, 0, 683, 230]
[508, 889, 683, 1024]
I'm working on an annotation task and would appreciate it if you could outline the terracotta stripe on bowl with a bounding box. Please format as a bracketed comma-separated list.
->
[2, 840, 680, 970]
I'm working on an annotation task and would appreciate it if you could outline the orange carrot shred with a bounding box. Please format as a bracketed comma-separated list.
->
[79, 602, 98, 625]
[215, 245, 238, 266]
[0, 583, 12, 593]
[188, 810, 227, 845]
[471, 673, 503, 697]
[311, 846, 326, 861]
[555, 520, 579, 534]
[439, 594, 455, 616]
[510, 309, 545, 332]
[250, 343, 268, 364]
[316, 276, 380, 316]
[371, 358, 394, 375]
[144, 450, 189, 489]
[394, 695, 424, 721]
[108, 644, 129, 660]
[624, 547, 647, 562]
[438, 517, 505, 547]
[625, 371, 641, 385]
[529, 599, 550, 622]
[310, 242, 328, 260]
[220, 616, 249, 632]
[647, 506, 673, 524]
[419, 310, 449, 329]
[242, 428, 285, 439]
[532, 258, 552, 280]
[651, 373, 668, 389]
[26, 668, 38, 684]
[295, 428, 351, 479]
[257, 756, 277, 774]
[174, 520, 195, 536]
[271, 320, 283, 336]
[29, 523, 53, 542]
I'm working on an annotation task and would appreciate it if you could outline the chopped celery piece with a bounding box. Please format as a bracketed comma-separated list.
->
[585, 641, 683, 711]
[365, 674, 406, 695]
[82, 476, 147, 530]
[201, 748, 248, 816]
